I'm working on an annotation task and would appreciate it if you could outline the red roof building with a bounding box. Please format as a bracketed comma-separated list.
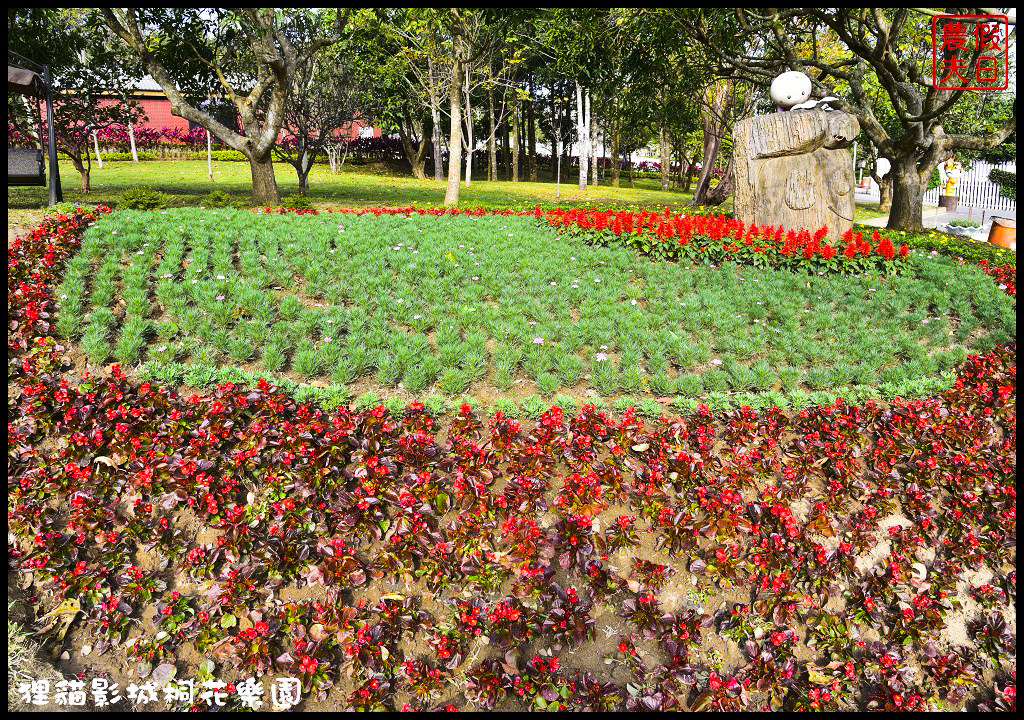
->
[98, 76, 380, 142]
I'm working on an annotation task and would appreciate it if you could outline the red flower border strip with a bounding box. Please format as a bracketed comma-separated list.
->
[546, 207, 910, 273]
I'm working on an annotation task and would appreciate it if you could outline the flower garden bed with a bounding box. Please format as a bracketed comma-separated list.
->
[7, 207, 1017, 711]
[49, 208, 1015, 413]
[547, 208, 911, 271]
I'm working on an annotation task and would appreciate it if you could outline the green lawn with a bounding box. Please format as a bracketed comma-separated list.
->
[852, 201, 889, 222]
[10, 158, 895, 230]
[8, 158, 704, 221]
[62, 208, 1015, 411]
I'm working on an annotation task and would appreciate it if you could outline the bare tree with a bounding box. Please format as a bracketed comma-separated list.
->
[273, 52, 359, 194]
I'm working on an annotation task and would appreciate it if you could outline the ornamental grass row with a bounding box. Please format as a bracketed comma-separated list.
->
[254, 205, 913, 274]
[56, 209, 1013, 400]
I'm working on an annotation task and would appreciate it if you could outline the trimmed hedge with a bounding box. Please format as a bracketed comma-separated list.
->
[92, 152, 160, 162]
[989, 168, 1016, 201]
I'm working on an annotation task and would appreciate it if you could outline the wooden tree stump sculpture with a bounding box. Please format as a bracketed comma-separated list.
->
[733, 109, 859, 244]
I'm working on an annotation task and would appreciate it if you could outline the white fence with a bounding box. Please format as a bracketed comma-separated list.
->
[858, 161, 1015, 212]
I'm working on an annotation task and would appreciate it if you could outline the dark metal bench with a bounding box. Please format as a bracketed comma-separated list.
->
[8, 146, 46, 186]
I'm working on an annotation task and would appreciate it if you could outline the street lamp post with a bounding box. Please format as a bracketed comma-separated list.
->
[43, 64, 63, 205]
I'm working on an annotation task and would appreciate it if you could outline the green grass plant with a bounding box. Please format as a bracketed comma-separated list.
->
[65, 208, 1014, 409]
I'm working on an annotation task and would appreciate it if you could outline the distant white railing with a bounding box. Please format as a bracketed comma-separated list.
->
[858, 161, 1015, 212]
[923, 161, 1016, 212]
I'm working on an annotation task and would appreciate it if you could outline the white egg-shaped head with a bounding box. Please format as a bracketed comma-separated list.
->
[770, 71, 812, 109]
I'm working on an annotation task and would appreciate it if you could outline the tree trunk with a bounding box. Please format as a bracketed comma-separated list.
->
[702, 155, 734, 206]
[512, 94, 520, 183]
[563, 125, 571, 182]
[692, 81, 734, 207]
[521, 101, 528, 179]
[611, 117, 621, 188]
[128, 122, 139, 163]
[555, 130, 562, 199]
[878, 175, 893, 213]
[692, 134, 725, 205]
[444, 57, 463, 206]
[207, 129, 213, 181]
[69, 151, 91, 193]
[590, 105, 598, 187]
[294, 145, 314, 195]
[398, 111, 429, 180]
[527, 77, 537, 182]
[491, 116, 499, 181]
[92, 131, 104, 169]
[659, 125, 671, 191]
[429, 59, 444, 181]
[463, 64, 473, 187]
[886, 159, 926, 232]
[491, 113, 499, 181]
[682, 159, 695, 193]
[488, 78, 497, 182]
[576, 82, 587, 191]
[677, 152, 689, 191]
[550, 86, 559, 178]
[870, 158, 894, 213]
[408, 146, 428, 180]
[249, 155, 281, 205]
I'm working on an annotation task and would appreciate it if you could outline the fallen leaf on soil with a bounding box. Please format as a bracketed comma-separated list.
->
[152, 663, 176, 686]
[35, 598, 81, 640]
